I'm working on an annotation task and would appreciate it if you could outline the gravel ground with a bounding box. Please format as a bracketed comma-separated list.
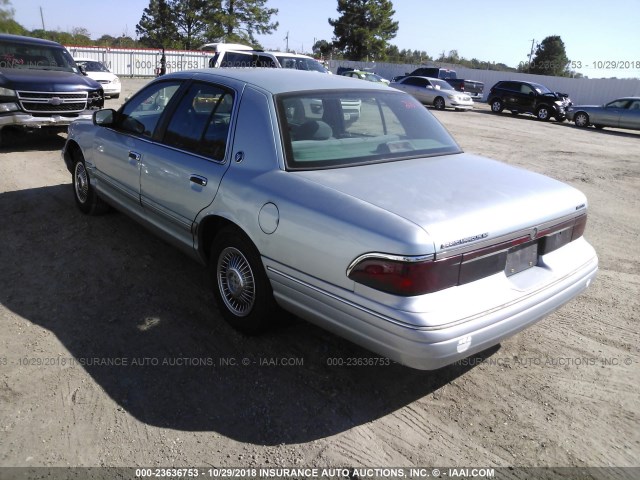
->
[0, 77, 638, 475]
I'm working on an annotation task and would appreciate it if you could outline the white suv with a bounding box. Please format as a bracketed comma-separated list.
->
[208, 48, 328, 73]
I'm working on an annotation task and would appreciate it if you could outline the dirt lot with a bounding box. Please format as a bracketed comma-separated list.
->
[0, 78, 638, 474]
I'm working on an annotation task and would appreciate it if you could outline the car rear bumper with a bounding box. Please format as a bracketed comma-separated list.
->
[265, 240, 598, 370]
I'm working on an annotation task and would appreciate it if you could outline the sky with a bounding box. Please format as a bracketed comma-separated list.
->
[10, 0, 640, 79]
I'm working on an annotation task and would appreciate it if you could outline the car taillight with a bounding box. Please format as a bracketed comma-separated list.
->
[347, 255, 461, 296]
[348, 214, 588, 296]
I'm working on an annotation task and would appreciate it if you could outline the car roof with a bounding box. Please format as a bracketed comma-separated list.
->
[164, 68, 391, 95]
[0, 33, 64, 47]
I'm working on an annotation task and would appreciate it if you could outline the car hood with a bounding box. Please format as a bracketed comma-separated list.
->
[295, 153, 587, 254]
[0, 68, 102, 91]
[86, 72, 118, 82]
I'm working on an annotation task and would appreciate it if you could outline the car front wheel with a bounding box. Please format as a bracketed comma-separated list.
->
[210, 226, 276, 334]
[490, 99, 503, 113]
[433, 97, 446, 110]
[574, 112, 590, 128]
[536, 106, 551, 121]
[72, 155, 109, 215]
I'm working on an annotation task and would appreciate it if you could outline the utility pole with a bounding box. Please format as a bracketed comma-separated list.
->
[528, 38, 536, 72]
[39, 6, 45, 31]
[284, 31, 289, 52]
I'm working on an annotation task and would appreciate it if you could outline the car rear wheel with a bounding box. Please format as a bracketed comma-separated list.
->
[536, 105, 551, 121]
[574, 112, 590, 128]
[490, 99, 504, 113]
[72, 155, 109, 215]
[210, 226, 276, 334]
[433, 97, 446, 110]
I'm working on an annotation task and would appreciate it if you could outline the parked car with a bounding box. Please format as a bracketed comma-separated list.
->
[208, 47, 328, 73]
[340, 69, 390, 85]
[389, 76, 473, 110]
[0, 33, 104, 147]
[567, 97, 640, 131]
[487, 80, 571, 121]
[392, 68, 483, 100]
[62, 69, 597, 370]
[74, 57, 121, 98]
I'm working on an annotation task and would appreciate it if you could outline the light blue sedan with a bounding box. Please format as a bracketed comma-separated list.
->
[62, 69, 597, 370]
[567, 97, 640, 130]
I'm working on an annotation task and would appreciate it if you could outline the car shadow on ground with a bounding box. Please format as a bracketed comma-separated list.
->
[0, 184, 497, 445]
[0, 128, 67, 152]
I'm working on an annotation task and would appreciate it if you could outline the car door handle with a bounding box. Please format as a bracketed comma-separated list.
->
[189, 175, 208, 187]
[128, 151, 141, 162]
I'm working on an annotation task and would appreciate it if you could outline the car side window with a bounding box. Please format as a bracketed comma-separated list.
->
[520, 84, 533, 95]
[404, 77, 425, 87]
[606, 99, 630, 109]
[628, 100, 640, 110]
[118, 81, 181, 137]
[162, 82, 234, 161]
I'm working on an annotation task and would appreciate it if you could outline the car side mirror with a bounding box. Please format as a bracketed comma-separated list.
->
[78, 64, 87, 76]
[93, 109, 115, 126]
[426, 85, 434, 90]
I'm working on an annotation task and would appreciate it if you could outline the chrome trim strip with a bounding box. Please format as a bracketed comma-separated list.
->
[436, 210, 587, 259]
[141, 197, 193, 232]
[268, 266, 423, 330]
[92, 169, 140, 204]
[346, 252, 434, 277]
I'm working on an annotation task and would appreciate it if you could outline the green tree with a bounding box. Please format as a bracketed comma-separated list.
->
[313, 39, 333, 58]
[136, 0, 179, 49]
[1, 0, 26, 34]
[329, 0, 399, 61]
[204, 0, 278, 46]
[529, 35, 570, 77]
[170, 0, 209, 49]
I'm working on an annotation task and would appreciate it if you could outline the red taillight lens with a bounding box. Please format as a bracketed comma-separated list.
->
[348, 255, 461, 296]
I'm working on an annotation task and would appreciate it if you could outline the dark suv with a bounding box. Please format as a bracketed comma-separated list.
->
[0, 34, 104, 146]
[487, 80, 571, 121]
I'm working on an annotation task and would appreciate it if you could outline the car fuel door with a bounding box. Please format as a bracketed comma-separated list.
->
[139, 82, 235, 249]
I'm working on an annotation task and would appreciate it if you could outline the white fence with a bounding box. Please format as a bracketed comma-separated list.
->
[330, 60, 640, 106]
[65, 46, 211, 77]
[64, 46, 640, 106]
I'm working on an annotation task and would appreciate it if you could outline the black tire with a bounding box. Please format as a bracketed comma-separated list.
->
[574, 112, 589, 127]
[510, 110, 519, 116]
[72, 154, 109, 215]
[433, 97, 446, 110]
[490, 99, 504, 113]
[594, 125, 605, 130]
[112, 94, 120, 99]
[536, 105, 551, 121]
[210, 226, 277, 335]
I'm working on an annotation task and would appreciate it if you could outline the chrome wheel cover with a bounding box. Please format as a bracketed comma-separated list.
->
[74, 162, 89, 204]
[217, 246, 255, 317]
[575, 113, 588, 127]
[491, 101, 502, 112]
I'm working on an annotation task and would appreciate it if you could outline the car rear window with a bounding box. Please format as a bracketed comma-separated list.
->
[277, 90, 461, 170]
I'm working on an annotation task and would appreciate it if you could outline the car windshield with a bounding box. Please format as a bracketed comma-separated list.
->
[277, 56, 326, 72]
[431, 79, 454, 90]
[531, 83, 553, 95]
[278, 90, 461, 170]
[77, 60, 110, 72]
[0, 40, 78, 72]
